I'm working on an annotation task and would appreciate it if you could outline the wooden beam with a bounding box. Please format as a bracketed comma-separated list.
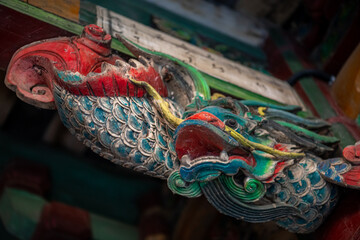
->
[95, 6, 305, 107]
[26, 0, 80, 23]
[1, 0, 305, 107]
[0, 0, 83, 35]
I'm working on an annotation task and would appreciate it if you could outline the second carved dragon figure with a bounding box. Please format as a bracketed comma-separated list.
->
[6, 25, 360, 233]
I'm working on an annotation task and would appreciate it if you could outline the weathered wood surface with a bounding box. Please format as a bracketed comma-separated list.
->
[145, 0, 268, 47]
[0, 0, 83, 35]
[26, 0, 80, 22]
[1, 0, 304, 107]
[0, 4, 74, 70]
[95, 6, 305, 107]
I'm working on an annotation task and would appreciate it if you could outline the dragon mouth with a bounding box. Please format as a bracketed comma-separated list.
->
[176, 123, 250, 163]
[174, 114, 255, 182]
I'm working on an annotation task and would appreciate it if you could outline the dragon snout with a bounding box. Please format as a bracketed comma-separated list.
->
[174, 111, 253, 182]
[5, 54, 56, 109]
[175, 111, 239, 159]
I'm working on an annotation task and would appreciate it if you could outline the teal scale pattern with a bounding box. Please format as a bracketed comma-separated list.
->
[53, 84, 181, 179]
[266, 157, 338, 233]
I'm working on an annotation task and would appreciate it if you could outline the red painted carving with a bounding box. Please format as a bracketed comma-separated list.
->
[343, 143, 360, 164]
[5, 24, 121, 109]
[5, 24, 168, 110]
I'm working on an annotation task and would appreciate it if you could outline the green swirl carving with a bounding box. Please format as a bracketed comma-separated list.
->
[167, 171, 202, 198]
[219, 175, 265, 202]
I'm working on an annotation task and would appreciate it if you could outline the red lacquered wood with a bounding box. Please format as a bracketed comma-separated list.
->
[5, 22, 168, 109]
[5, 24, 121, 109]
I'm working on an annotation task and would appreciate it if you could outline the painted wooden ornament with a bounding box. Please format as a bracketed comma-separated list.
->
[5, 24, 360, 234]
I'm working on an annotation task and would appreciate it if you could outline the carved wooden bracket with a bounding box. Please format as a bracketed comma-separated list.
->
[5, 24, 121, 109]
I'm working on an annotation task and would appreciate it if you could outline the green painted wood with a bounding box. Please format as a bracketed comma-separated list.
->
[111, 40, 135, 57]
[4, 0, 352, 141]
[275, 120, 339, 144]
[0, 0, 83, 35]
[331, 123, 356, 148]
[0, 0, 134, 57]
[0, 0, 280, 103]
[270, 29, 336, 118]
[203, 73, 283, 104]
[79, 0, 97, 25]
[295, 78, 336, 119]
[282, 51, 336, 119]
[296, 110, 313, 118]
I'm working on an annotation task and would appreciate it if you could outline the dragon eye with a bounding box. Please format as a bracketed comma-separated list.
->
[225, 118, 238, 129]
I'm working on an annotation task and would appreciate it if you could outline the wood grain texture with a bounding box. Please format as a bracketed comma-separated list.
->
[95, 6, 305, 108]
[27, 0, 80, 22]
[1, 0, 304, 107]
[0, 0, 83, 35]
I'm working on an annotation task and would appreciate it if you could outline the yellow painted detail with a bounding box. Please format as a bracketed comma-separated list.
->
[258, 107, 267, 116]
[224, 126, 305, 159]
[211, 93, 226, 100]
[129, 78, 183, 127]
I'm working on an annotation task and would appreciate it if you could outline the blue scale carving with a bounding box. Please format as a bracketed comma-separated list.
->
[53, 84, 178, 179]
[269, 158, 338, 233]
